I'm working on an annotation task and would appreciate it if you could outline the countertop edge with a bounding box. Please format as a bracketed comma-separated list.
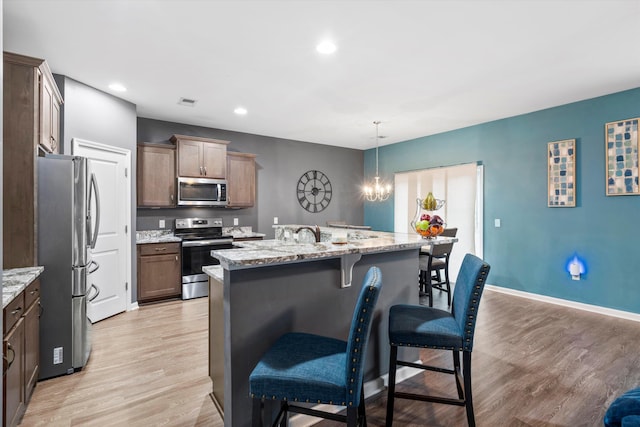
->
[3, 266, 45, 309]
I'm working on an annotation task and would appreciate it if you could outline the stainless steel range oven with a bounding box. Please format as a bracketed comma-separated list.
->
[175, 217, 234, 300]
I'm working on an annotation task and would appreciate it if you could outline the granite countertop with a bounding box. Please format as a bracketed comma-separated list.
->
[3, 266, 44, 308]
[136, 230, 182, 244]
[223, 226, 265, 240]
[202, 265, 223, 282]
[211, 229, 457, 270]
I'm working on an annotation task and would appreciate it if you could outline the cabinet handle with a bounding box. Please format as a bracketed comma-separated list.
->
[11, 307, 22, 317]
[30, 288, 39, 295]
[155, 247, 167, 252]
[170, 194, 174, 202]
[204, 166, 207, 176]
[175, 255, 178, 261]
[51, 136, 57, 150]
[4, 344, 15, 374]
[200, 166, 204, 175]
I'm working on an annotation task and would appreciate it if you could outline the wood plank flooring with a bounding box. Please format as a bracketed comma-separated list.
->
[20, 289, 640, 426]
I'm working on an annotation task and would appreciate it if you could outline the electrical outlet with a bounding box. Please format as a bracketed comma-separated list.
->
[233, 218, 239, 226]
[159, 219, 165, 228]
[274, 217, 279, 224]
[494, 219, 501, 228]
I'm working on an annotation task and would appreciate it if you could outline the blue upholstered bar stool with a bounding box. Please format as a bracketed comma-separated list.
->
[386, 254, 490, 427]
[249, 266, 383, 426]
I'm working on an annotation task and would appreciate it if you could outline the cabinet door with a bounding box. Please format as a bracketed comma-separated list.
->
[39, 71, 54, 153]
[50, 98, 60, 153]
[177, 140, 204, 177]
[202, 142, 227, 178]
[227, 153, 256, 207]
[138, 252, 181, 302]
[137, 145, 176, 207]
[23, 299, 39, 404]
[3, 318, 25, 427]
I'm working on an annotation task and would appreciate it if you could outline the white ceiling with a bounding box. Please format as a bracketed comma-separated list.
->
[4, 0, 640, 150]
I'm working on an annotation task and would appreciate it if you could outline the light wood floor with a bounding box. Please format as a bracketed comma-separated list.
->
[20, 290, 640, 426]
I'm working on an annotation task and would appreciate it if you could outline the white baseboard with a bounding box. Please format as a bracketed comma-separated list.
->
[485, 284, 640, 323]
[127, 301, 139, 311]
[289, 362, 423, 427]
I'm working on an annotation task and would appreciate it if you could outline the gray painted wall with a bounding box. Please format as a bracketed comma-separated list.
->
[137, 118, 365, 237]
[53, 75, 138, 302]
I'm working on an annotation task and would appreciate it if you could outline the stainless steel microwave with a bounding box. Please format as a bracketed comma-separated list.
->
[177, 177, 227, 206]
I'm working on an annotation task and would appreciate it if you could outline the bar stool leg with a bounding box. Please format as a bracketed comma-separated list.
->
[463, 351, 475, 427]
[386, 345, 398, 426]
[252, 397, 263, 427]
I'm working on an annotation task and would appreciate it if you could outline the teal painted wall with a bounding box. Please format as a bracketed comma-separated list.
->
[364, 87, 640, 314]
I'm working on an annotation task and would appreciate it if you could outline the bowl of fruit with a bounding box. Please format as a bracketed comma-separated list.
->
[412, 214, 445, 239]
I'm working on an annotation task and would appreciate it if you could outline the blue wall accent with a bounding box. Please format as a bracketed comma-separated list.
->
[364, 87, 640, 314]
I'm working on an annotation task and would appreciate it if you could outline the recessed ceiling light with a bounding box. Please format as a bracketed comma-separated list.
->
[316, 40, 337, 55]
[108, 83, 127, 92]
[234, 107, 248, 115]
[178, 97, 198, 107]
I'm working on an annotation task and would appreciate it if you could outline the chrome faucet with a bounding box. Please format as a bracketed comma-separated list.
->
[295, 225, 322, 243]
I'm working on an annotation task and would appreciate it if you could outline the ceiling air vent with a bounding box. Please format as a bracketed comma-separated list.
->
[178, 97, 198, 107]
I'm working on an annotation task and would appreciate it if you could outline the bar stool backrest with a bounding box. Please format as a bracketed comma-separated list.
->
[451, 254, 491, 351]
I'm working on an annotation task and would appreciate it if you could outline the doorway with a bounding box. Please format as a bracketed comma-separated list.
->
[72, 138, 132, 323]
[394, 162, 484, 283]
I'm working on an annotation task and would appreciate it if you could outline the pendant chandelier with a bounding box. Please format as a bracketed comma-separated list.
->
[364, 121, 392, 202]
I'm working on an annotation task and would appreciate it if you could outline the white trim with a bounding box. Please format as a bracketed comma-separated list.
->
[72, 138, 134, 313]
[486, 285, 640, 323]
[289, 362, 422, 427]
[475, 164, 484, 258]
[128, 302, 139, 311]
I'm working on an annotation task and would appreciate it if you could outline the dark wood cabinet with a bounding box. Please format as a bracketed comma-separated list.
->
[2, 278, 40, 427]
[3, 318, 24, 427]
[23, 279, 40, 404]
[137, 243, 181, 303]
[137, 143, 176, 207]
[3, 51, 63, 269]
[171, 134, 229, 179]
[226, 152, 256, 208]
[39, 72, 62, 153]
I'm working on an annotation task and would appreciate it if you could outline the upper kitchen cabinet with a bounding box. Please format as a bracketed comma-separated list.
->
[227, 152, 256, 208]
[3, 52, 64, 269]
[137, 143, 176, 208]
[171, 134, 229, 179]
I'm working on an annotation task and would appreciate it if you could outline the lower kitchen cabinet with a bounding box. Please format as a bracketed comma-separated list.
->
[2, 278, 40, 427]
[3, 317, 24, 427]
[137, 243, 181, 303]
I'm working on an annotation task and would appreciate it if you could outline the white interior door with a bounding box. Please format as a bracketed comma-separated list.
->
[73, 138, 131, 323]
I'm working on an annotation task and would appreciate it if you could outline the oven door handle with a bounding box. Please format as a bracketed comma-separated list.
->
[182, 238, 234, 247]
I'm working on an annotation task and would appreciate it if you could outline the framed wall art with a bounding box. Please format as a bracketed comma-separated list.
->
[606, 117, 639, 196]
[548, 139, 576, 207]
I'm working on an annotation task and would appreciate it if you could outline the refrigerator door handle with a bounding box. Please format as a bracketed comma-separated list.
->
[87, 260, 100, 275]
[88, 172, 101, 250]
[88, 284, 101, 302]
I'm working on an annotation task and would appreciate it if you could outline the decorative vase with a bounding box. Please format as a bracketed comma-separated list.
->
[410, 194, 446, 239]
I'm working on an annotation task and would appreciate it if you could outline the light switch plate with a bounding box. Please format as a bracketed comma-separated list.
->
[274, 217, 279, 224]
[494, 219, 501, 228]
[159, 219, 165, 228]
[233, 218, 239, 226]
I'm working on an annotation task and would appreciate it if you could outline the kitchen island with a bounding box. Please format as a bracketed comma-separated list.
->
[205, 227, 456, 426]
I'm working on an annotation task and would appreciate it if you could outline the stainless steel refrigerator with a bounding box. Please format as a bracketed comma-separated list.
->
[37, 154, 101, 380]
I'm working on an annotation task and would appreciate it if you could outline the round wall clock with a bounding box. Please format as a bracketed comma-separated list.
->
[296, 170, 332, 213]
